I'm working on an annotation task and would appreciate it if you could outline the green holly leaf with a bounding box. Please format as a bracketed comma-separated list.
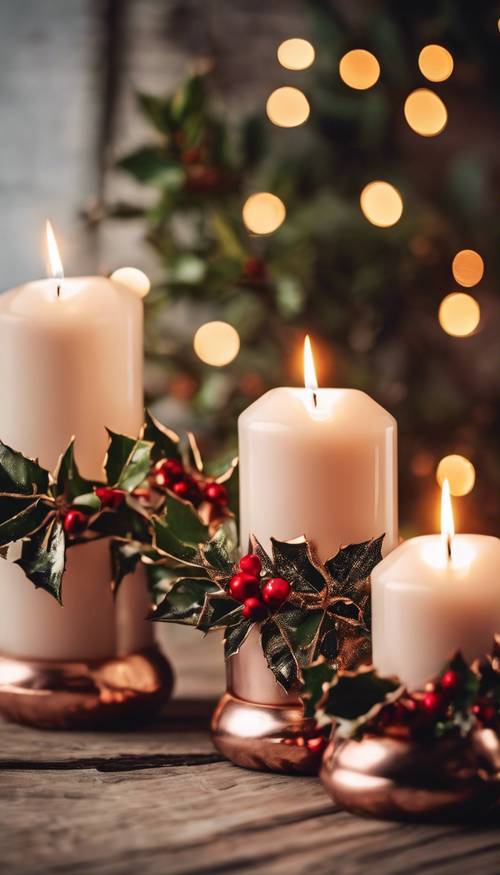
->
[0, 497, 53, 547]
[153, 577, 218, 625]
[202, 520, 238, 574]
[72, 493, 101, 513]
[301, 661, 336, 719]
[271, 537, 326, 594]
[224, 619, 253, 659]
[325, 536, 384, 595]
[153, 516, 199, 565]
[110, 538, 143, 594]
[320, 668, 401, 724]
[0, 441, 49, 495]
[118, 147, 181, 187]
[198, 591, 242, 631]
[260, 617, 301, 693]
[249, 535, 275, 576]
[105, 431, 153, 492]
[16, 517, 66, 603]
[143, 411, 181, 463]
[54, 439, 94, 500]
[137, 93, 171, 135]
[164, 495, 208, 545]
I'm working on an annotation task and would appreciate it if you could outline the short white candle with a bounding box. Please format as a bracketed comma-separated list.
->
[0, 224, 151, 661]
[238, 337, 398, 562]
[372, 481, 500, 688]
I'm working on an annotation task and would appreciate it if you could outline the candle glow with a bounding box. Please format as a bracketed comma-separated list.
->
[46, 220, 64, 282]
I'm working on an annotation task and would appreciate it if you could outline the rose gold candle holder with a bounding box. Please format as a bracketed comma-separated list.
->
[320, 729, 500, 821]
[0, 646, 173, 729]
[211, 626, 325, 774]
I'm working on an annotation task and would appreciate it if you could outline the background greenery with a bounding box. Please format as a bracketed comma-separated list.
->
[115, 0, 500, 536]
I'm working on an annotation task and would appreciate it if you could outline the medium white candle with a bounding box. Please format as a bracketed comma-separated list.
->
[372, 481, 500, 688]
[0, 224, 151, 661]
[238, 337, 398, 562]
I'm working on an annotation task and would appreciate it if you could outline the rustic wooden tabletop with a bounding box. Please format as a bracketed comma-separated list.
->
[2, 626, 500, 875]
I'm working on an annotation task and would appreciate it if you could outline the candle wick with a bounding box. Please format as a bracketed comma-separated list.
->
[312, 390, 317, 409]
[56, 284, 61, 299]
[447, 534, 452, 562]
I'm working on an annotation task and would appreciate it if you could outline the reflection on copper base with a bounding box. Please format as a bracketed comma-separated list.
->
[0, 647, 174, 729]
[320, 729, 500, 821]
[211, 691, 326, 775]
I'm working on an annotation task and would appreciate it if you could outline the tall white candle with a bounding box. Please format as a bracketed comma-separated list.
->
[372, 481, 500, 688]
[238, 338, 398, 562]
[0, 225, 151, 661]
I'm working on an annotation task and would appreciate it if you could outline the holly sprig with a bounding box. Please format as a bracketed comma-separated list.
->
[152, 526, 383, 693]
[303, 641, 500, 742]
[0, 411, 237, 605]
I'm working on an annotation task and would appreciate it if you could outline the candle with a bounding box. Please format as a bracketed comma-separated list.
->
[0, 223, 151, 661]
[238, 336, 398, 562]
[372, 481, 500, 688]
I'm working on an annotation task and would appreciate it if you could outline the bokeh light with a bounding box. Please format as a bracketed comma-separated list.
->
[360, 181, 403, 227]
[452, 249, 484, 287]
[277, 38, 315, 70]
[193, 321, 240, 367]
[436, 454, 476, 497]
[404, 89, 448, 136]
[438, 292, 480, 337]
[418, 45, 454, 82]
[242, 192, 286, 234]
[266, 87, 310, 128]
[339, 49, 380, 90]
[111, 267, 151, 297]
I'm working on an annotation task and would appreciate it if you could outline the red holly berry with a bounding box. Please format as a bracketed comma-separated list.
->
[243, 257, 266, 282]
[242, 596, 268, 621]
[172, 478, 201, 502]
[95, 487, 125, 510]
[440, 669, 460, 694]
[229, 573, 261, 602]
[261, 577, 290, 608]
[472, 700, 497, 727]
[239, 553, 262, 577]
[421, 689, 446, 717]
[63, 508, 88, 535]
[204, 482, 228, 505]
[154, 458, 184, 483]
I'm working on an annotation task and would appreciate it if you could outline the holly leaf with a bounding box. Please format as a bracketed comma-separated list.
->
[137, 93, 171, 135]
[198, 592, 242, 631]
[320, 667, 401, 724]
[153, 516, 200, 565]
[261, 617, 301, 693]
[154, 577, 218, 625]
[202, 520, 238, 575]
[224, 619, 253, 659]
[0, 441, 49, 495]
[325, 536, 384, 596]
[16, 517, 66, 603]
[271, 537, 326, 594]
[249, 535, 274, 577]
[0, 498, 52, 547]
[54, 439, 94, 500]
[72, 493, 101, 514]
[301, 660, 336, 718]
[110, 538, 143, 594]
[118, 147, 180, 187]
[143, 411, 180, 463]
[164, 495, 208, 545]
[105, 430, 153, 492]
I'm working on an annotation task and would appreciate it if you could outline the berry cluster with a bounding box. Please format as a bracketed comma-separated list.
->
[152, 457, 229, 513]
[62, 487, 125, 536]
[228, 553, 290, 620]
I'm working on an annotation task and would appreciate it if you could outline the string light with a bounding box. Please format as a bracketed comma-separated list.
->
[360, 181, 403, 227]
[277, 38, 315, 70]
[266, 87, 310, 128]
[111, 267, 151, 297]
[438, 292, 480, 337]
[404, 89, 447, 136]
[436, 455, 476, 497]
[418, 45, 454, 82]
[242, 192, 286, 234]
[452, 250, 484, 287]
[193, 321, 240, 367]
[339, 49, 380, 90]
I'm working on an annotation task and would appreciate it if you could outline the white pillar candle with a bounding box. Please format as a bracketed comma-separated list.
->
[0, 225, 151, 661]
[372, 482, 500, 688]
[238, 338, 398, 562]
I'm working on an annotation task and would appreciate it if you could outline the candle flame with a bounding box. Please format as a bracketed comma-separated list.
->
[46, 220, 64, 279]
[440, 478, 455, 561]
[303, 335, 318, 391]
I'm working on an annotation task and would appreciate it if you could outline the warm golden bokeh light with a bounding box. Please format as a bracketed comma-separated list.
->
[404, 88, 448, 136]
[193, 321, 240, 367]
[436, 455, 476, 497]
[277, 38, 315, 70]
[438, 292, 480, 337]
[418, 45, 454, 82]
[360, 181, 403, 227]
[242, 192, 286, 234]
[266, 87, 310, 128]
[339, 49, 380, 90]
[111, 267, 151, 297]
[451, 249, 484, 287]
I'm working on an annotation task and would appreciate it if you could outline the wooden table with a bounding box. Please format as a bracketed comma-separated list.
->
[2, 627, 500, 875]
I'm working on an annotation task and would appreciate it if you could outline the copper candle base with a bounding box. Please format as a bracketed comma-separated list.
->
[211, 691, 326, 775]
[0, 646, 174, 729]
[320, 729, 500, 822]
